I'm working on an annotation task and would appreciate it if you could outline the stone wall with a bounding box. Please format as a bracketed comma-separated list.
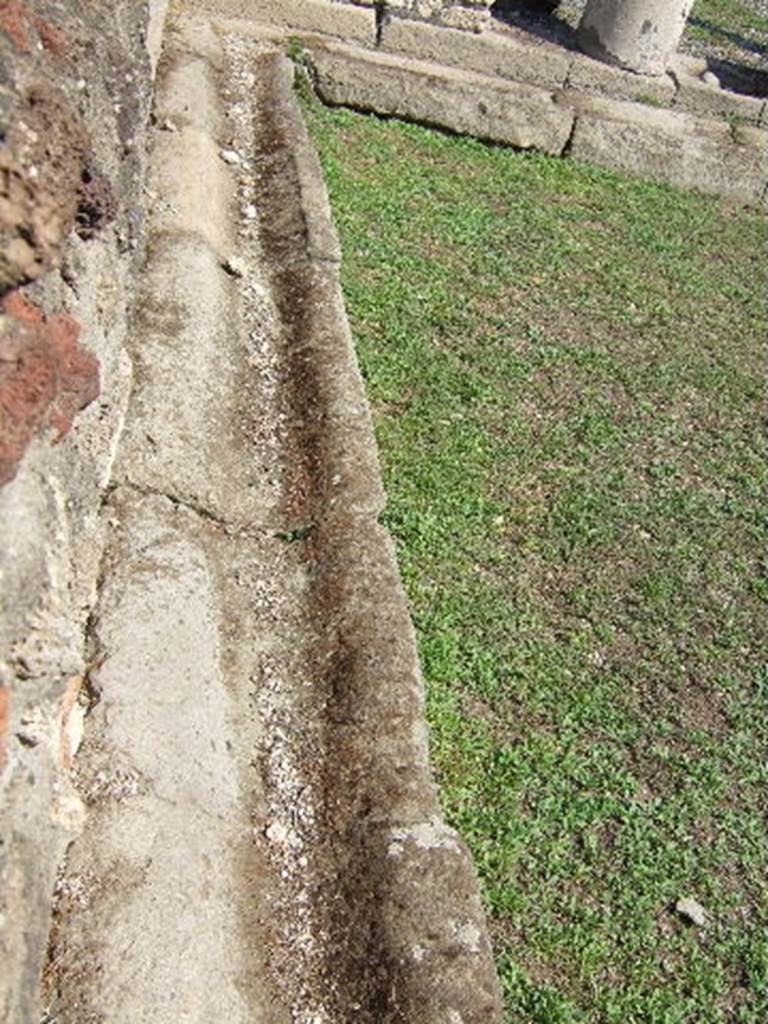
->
[0, 3, 164, 1021]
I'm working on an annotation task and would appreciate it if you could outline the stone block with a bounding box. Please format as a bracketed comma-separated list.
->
[311, 41, 574, 154]
[191, 0, 376, 43]
[380, 17, 571, 89]
[669, 56, 765, 124]
[560, 90, 768, 205]
[568, 50, 675, 106]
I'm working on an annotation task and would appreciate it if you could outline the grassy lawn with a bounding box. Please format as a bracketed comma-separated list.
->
[304, 101, 768, 1024]
[686, 0, 768, 58]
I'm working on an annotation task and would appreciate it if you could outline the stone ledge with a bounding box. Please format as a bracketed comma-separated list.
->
[558, 89, 768, 205]
[385, 1, 492, 33]
[189, 0, 376, 44]
[567, 49, 676, 106]
[304, 39, 768, 205]
[380, 16, 571, 90]
[309, 40, 575, 155]
[669, 55, 766, 125]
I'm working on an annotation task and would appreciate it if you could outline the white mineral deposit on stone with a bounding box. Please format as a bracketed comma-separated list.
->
[265, 821, 290, 845]
[62, 701, 85, 766]
[388, 819, 462, 856]
[454, 920, 482, 953]
[49, 788, 86, 834]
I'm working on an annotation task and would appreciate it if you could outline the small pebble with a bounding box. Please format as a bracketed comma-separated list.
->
[700, 70, 720, 88]
[265, 821, 289, 845]
[223, 255, 247, 278]
[159, 118, 179, 132]
[675, 896, 707, 926]
[220, 148, 241, 165]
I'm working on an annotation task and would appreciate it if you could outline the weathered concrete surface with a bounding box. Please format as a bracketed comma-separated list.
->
[311, 40, 575, 154]
[578, 0, 694, 76]
[46, 14, 503, 1024]
[561, 89, 768, 205]
[47, 489, 266, 1024]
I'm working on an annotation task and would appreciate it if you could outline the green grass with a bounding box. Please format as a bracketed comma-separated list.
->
[687, 0, 768, 56]
[305, 101, 768, 1024]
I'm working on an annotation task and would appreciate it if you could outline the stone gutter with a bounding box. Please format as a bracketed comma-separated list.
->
[41, 11, 503, 1023]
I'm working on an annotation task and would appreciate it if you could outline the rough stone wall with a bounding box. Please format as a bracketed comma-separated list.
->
[0, 3, 162, 1021]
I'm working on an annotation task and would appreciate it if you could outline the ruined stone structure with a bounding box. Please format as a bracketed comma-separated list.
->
[0, 2, 765, 1023]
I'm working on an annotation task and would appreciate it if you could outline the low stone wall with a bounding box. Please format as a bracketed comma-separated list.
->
[203, 0, 768, 205]
[0, 3, 164, 1021]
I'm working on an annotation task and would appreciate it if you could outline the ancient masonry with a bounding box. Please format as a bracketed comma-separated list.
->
[0, 2, 765, 1023]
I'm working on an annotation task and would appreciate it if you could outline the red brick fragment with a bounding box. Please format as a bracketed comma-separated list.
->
[0, 1, 68, 55]
[32, 14, 67, 55]
[0, 0, 31, 52]
[4, 289, 43, 325]
[0, 292, 99, 486]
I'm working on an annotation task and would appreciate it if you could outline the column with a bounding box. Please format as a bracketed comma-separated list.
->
[577, 0, 694, 76]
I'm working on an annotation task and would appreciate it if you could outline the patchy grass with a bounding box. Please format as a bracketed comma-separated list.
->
[687, 0, 768, 58]
[305, 101, 768, 1024]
